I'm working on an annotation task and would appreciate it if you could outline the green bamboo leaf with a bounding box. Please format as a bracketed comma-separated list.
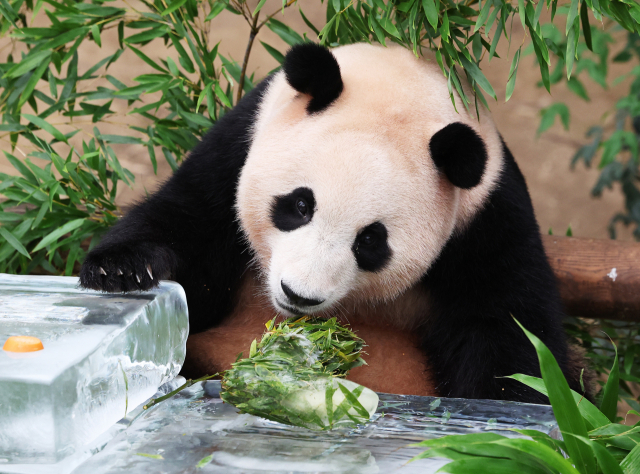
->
[0, 0, 18, 26]
[43, 26, 90, 52]
[32, 218, 85, 252]
[91, 24, 102, 47]
[566, 0, 580, 33]
[514, 319, 597, 474]
[64, 243, 80, 276]
[506, 48, 521, 101]
[161, 0, 187, 15]
[118, 21, 124, 49]
[299, 7, 320, 35]
[528, 29, 550, 91]
[128, 46, 168, 73]
[3, 50, 51, 79]
[4, 152, 38, 186]
[126, 27, 169, 44]
[378, 17, 402, 39]
[261, 41, 285, 63]
[31, 202, 48, 230]
[267, 19, 305, 46]
[512, 429, 567, 454]
[537, 103, 570, 135]
[0, 227, 31, 259]
[489, 20, 503, 60]
[572, 436, 625, 474]
[567, 77, 589, 100]
[441, 10, 450, 39]
[435, 458, 543, 474]
[196, 454, 214, 468]
[135, 453, 163, 460]
[337, 383, 369, 418]
[24, 114, 68, 143]
[580, 0, 593, 51]
[423, 0, 439, 29]
[458, 56, 497, 100]
[599, 344, 619, 423]
[495, 438, 581, 474]
[566, 19, 579, 79]
[518, 0, 526, 28]
[214, 82, 232, 108]
[252, 0, 268, 16]
[412, 433, 506, 449]
[368, 15, 386, 46]
[205, 1, 226, 20]
[18, 57, 51, 110]
[620, 443, 640, 473]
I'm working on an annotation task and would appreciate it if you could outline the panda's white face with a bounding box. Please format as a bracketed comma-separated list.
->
[236, 43, 504, 317]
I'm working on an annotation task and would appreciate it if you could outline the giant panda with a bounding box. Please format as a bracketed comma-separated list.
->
[79, 42, 589, 403]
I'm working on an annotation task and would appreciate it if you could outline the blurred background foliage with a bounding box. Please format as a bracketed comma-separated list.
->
[0, 0, 640, 412]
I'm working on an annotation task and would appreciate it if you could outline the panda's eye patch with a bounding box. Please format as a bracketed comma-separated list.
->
[359, 232, 377, 247]
[352, 222, 391, 273]
[296, 198, 308, 217]
[271, 187, 315, 232]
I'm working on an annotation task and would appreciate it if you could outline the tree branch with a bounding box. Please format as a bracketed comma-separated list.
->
[237, 11, 260, 103]
[236, 0, 298, 103]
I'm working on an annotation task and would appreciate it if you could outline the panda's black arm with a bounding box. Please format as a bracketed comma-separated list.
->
[421, 144, 586, 403]
[80, 79, 271, 333]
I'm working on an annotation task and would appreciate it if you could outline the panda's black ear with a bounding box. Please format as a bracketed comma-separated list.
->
[283, 43, 343, 114]
[429, 122, 488, 189]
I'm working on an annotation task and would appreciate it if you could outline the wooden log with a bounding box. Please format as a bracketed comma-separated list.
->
[542, 235, 640, 322]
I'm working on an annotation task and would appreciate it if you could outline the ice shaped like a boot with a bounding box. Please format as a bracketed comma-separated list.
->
[0, 274, 189, 464]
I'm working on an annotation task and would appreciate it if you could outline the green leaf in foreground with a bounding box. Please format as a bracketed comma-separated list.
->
[506, 373, 609, 430]
[599, 342, 620, 423]
[513, 319, 596, 474]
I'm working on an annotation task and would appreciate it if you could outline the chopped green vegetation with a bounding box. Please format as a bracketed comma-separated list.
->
[221, 316, 378, 430]
[135, 453, 163, 460]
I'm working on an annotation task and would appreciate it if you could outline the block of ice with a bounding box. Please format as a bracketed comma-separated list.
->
[74, 379, 559, 474]
[0, 274, 189, 464]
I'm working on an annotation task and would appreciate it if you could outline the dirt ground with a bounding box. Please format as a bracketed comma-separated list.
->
[0, 2, 635, 241]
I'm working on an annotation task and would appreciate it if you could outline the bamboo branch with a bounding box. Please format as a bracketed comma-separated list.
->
[237, 10, 260, 103]
[143, 373, 219, 410]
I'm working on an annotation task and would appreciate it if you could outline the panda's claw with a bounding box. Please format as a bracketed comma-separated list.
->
[117, 268, 123, 275]
[146, 264, 153, 280]
[99, 267, 107, 276]
[135, 274, 141, 284]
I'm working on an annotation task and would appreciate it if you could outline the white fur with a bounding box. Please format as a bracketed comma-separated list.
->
[236, 43, 504, 317]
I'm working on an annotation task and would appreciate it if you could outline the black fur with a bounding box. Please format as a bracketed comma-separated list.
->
[283, 43, 343, 114]
[271, 187, 315, 232]
[79, 78, 272, 334]
[352, 222, 391, 272]
[430, 122, 487, 189]
[420, 141, 585, 402]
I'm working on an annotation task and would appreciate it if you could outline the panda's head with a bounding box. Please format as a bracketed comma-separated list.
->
[237, 43, 504, 317]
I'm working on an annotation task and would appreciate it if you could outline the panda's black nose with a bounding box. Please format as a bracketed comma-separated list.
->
[281, 281, 325, 307]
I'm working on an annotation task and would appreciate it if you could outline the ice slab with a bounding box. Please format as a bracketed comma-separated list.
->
[75, 379, 559, 474]
[0, 274, 189, 464]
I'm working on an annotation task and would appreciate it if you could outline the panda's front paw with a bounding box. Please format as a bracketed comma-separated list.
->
[79, 242, 175, 293]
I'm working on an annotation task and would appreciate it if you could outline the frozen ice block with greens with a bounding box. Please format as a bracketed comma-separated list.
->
[74, 380, 559, 474]
[0, 273, 188, 464]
